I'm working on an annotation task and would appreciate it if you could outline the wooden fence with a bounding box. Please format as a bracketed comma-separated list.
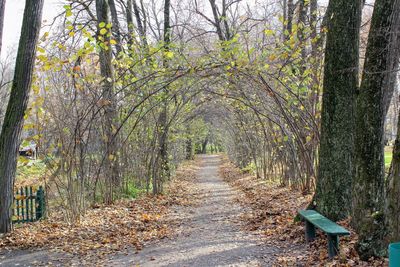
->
[13, 186, 45, 223]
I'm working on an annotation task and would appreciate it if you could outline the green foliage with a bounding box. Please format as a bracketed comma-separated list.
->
[16, 159, 47, 181]
[120, 181, 144, 199]
[241, 162, 257, 175]
[23, 0, 328, 222]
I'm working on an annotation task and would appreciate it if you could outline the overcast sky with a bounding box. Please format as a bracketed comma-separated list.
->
[2, 0, 62, 58]
[1, 0, 375, 59]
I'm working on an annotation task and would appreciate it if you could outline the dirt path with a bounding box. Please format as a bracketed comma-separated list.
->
[0, 155, 278, 266]
[108, 155, 277, 266]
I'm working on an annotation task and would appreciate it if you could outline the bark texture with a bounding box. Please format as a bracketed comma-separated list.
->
[353, 0, 400, 259]
[286, 0, 294, 39]
[386, 0, 400, 250]
[0, 0, 6, 55]
[0, 0, 44, 233]
[131, 0, 147, 47]
[107, 0, 123, 54]
[383, 2, 400, 115]
[95, 0, 119, 204]
[209, 0, 225, 41]
[153, 0, 171, 194]
[387, 100, 400, 243]
[314, 0, 360, 221]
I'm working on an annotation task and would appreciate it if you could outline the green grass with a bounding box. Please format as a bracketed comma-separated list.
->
[120, 181, 145, 199]
[385, 150, 393, 168]
[16, 159, 47, 181]
[385, 145, 394, 168]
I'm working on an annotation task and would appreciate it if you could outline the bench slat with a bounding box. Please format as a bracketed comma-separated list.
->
[298, 210, 350, 236]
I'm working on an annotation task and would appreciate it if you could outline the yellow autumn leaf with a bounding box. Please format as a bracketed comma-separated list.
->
[141, 213, 151, 222]
[269, 54, 276, 61]
[264, 29, 274, 36]
[165, 51, 174, 59]
[100, 28, 107, 35]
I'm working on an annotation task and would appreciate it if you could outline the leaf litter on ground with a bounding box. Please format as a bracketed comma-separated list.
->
[0, 159, 201, 266]
[219, 157, 388, 267]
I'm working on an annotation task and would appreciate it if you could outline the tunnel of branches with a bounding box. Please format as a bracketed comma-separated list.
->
[0, 0, 371, 221]
[26, 40, 321, 220]
[2, 0, 400, 261]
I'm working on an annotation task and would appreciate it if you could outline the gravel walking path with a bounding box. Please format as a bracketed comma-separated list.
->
[108, 155, 277, 267]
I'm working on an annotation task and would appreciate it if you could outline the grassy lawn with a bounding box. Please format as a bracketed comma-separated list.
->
[385, 146, 393, 168]
[15, 159, 47, 187]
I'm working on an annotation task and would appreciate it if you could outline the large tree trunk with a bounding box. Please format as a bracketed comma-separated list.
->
[387, 95, 400, 243]
[95, 0, 119, 204]
[0, 0, 44, 233]
[353, 0, 400, 259]
[383, 3, 400, 116]
[385, 0, 400, 251]
[0, 0, 6, 55]
[314, 0, 360, 221]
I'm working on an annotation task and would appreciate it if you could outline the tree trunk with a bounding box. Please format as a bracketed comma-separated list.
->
[314, 0, 360, 221]
[185, 125, 194, 160]
[383, 3, 400, 116]
[132, 0, 145, 41]
[282, 0, 287, 41]
[153, 0, 171, 194]
[209, 0, 225, 41]
[0, 0, 44, 233]
[107, 0, 123, 55]
[386, 2, 400, 246]
[221, 0, 230, 40]
[286, 0, 294, 40]
[0, 0, 6, 55]
[353, 0, 400, 259]
[202, 137, 208, 154]
[95, 0, 119, 204]
[126, 0, 134, 45]
[387, 95, 400, 243]
[297, 0, 308, 74]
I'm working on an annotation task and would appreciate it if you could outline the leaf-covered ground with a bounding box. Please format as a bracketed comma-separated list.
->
[219, 157, 388, 267]
[0, 160, 201, 266]
[1, 156, 390, 266]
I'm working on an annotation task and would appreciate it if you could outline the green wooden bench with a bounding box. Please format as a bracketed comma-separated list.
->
[298, 210, 350, 258]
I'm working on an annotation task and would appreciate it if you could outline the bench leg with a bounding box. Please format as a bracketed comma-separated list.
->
[327, 235, 339, 258]
[305, 221, 316, 242]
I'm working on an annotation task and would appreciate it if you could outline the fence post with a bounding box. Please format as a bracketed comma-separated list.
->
[29, 186, 34, 222]
[20, 187, 25, 222]
[35, 186, 45, 220]
[15, 192, 20, 223]
[25, 187, 30, 222]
